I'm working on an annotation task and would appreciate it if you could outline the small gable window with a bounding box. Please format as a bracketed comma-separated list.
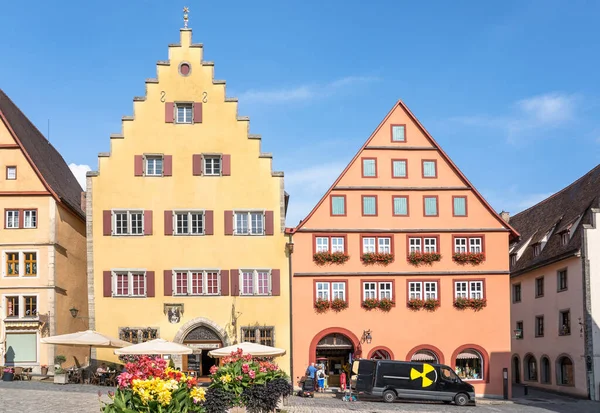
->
[561, 232, 569, 246]
[176, 103, 193, 124]
[510, 254, 517, 266]
[424, 196, 438, 216]
[145, 156, 163, 176]
[391, 125, 406, 142]
[392, 160, 407, 178]
[533, 244, 541, 257]
[453, 196, 467, 217]
[331, 196, 346, 216]
[422, 160, 437, 178]
[6, 166, 16, 180]
[393, 196, 408, 216]
[362, 158, 377, 177]
[362, 196, 377, 216]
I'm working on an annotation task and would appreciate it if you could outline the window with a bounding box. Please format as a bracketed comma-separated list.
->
[391, 125, 406, 142]
[114, 211, 143, 235]
[362, 281, 394, 301]
[6, 296, 19, 317]
[424, 196, 438, 216]
[24, 252, 36, 276]
[409, 237, 421, 253]
[203, 155, 222, 176]
[540, 356, 551, 384]
[176, 103, 193, 123]
[392, 160, 407, 178]
[24, 296, 37, 317]
[119, 327, 158, 344]
[557, 269, 568, 291]
[408, 236, 438, 253]
[362, 158, 377, 177]
[454, 349, 484, 381]
[23, 210, 36, 228]
[113, 271, 146, 297]
[525, 354, 538, 381]
[453, 236, 483, 253]
[241, 327, 274, 347]
[408, 281, 438, 300]
[422, 160, 437, 178]
[453, 196, 467, 216]
[363, 282, 376, 300]
[5, 210, 19, 228]
[454, 280, 484, 299]
[510, 254, 517, 266]
[557, 356, 574, 386]
[535, 277, 544, 298]
[516, 321, 524, 339]
[240, 270, 271, 296]
[362, 196, 377, 216]
[315, 281, 346, 301]
[559, 310, 571, 336]
[561, 232, 569, 246]
[4, 251, 37, 277]
[315, 236, 345, 253]
[454, 238, 467, 253]
[331, 196, 346, 216]
[4, 333, 37, 363]
[424, 237, 437, 253]
[145, 156, 163, 176]
[535, 315, 544, 337]
[234, 211, 264, 235]
[174, 270, 220, 295]
[512, 283, 521, 303]
[392, 196, 408, 216]
[174, 211, 204, 235]
[6, 166, 16, 180]
[5, 252, 19, 276]
[533, 244, 541, 257]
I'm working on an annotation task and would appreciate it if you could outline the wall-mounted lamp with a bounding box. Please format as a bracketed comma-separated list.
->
[361, 330, 372, 344]
[286, 242, 294, 254]
[69, 307, 79, 318]
[513, 329, 523, 339]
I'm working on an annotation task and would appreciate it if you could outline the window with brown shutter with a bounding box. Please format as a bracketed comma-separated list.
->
[144, 211, 153, 235]
[230, 269, 239, 296]
[165, 102, 174, 123]
[221, 270, 230, 296]
[224, 211, 233, 235]
[164, 270, 173, 296]
[103, 271, 112, 297]
[192, 154, 203, 176]
[193, 102, 202, 123]
[222, 155, 231, 176]
[265, 211, 274, 235]
[164, 211, 173, 235]
[146, 271, 155, 297]
[204, 210, 214, 235]
[271, 269, 280, 296]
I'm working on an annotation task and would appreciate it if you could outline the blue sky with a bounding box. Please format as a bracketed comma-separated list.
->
[1, 0, 599, 225]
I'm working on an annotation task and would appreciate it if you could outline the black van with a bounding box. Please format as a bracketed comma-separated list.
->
[350, 359, 476, 406]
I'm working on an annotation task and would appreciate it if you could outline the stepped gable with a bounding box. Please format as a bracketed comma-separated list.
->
[0, 89, 84, 218]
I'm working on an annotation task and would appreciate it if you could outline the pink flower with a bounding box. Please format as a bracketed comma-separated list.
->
[237, 375, 243, 381]
[259, 367, 267, 373]
[249, 370, 256, 379]
[117, 372, 134, 389]
[209, 365, 218, 375]
[242, 364, 249, 374]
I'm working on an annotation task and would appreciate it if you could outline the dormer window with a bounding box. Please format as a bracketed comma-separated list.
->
[510, 254, 517, 266]
[561, 232, 569, 246]
[533, 244, 541, 257]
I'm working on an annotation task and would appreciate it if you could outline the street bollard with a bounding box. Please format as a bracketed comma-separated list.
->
[524, 384, 528, 396]
[503, 368, 508, 400]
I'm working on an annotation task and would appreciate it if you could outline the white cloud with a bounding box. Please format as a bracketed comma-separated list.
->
[68, 163, 91, 190]
[237, 76, 380, 104]
[516, 93, 575, 125]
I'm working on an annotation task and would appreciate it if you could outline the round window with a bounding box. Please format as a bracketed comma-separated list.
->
[179, 63, 191, 76]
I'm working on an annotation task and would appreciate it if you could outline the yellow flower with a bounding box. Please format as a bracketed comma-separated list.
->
[190, 387, 206, 403]
[220, 374, 232, 384]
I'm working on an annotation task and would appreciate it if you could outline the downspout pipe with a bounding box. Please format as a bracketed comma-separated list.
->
[581, 215, 596, 401]
[287, 233, 294, 384]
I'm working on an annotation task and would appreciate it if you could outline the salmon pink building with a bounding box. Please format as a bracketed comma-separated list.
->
[289, 100, 518, 398]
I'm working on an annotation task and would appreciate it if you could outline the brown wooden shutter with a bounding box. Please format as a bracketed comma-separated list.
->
[134, 155, 144, 176]
[103, 210, 112, 236]
[164, 270, 173, 296]
[221, 270, 230, 296]
[165, 102, 174, 123]
[146, 271, 155, 297]
[265, 211, 274, 235]
[163, 155, 172, 176]
[193, 102, 203, 123]
[192, 154, 203, 176]
[144, 210, 153, 235]
[271, 269, 281, 296]
[18, 209, 23, 228]
[222, 155, 231, 176]
[204, 210, 214, 235]
[103, 271, 112, 297]
[224, 211, 233, 235]
[164, 210, 173, 235]
[230, 269, 239, 296]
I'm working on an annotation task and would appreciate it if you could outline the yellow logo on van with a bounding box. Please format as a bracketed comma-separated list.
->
[410, 363, 437, 387]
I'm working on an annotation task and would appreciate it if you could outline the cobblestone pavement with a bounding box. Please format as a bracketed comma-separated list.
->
[1, 380, 599, 413]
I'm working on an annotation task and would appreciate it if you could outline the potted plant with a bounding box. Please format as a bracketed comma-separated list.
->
[314, 299, 331, 314]
[2, 367, 14, 381]
[54, 355, 67, 384]
[360, 252, 395, 266]
[40, 365, 49, 375]
[312, 251, 350, 266]
[407, 252, 442, 266]
[378, 298, 395, 312]
[361, 298, 380, 310]
[407, 298, 425, 311]
[330, 298, 348, 312]
[423, 298, 441, 312]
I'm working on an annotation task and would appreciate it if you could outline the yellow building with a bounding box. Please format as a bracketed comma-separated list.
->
[0, 90, 88, 373]
[87, 28, 290, 374]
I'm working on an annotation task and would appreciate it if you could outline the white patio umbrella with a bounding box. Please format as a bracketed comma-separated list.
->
[41, 330, 131, 348]
[114, 339, 192, 355]
[208, 342, 286, 358]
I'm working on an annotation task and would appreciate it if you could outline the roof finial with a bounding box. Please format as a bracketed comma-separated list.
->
[183, 6, 189, 29]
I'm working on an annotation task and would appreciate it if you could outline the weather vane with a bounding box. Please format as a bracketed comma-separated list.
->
[183, 6, 189, 29]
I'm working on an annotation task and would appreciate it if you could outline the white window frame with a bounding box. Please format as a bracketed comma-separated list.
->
[424, 282, 438, 300]
[172, 269, 221, 296]
[239, 269, 272, 296]
[2, 250, 39, 278]
[331, 237, 345, 253]
[469, 238, 482, 253]
[409, 281, 438, 300]
[112, 210, 144, 236]
[173, 210, 205, 235]
[363, 282, 377, 300]
[6, 166, 16, 180]
[454, 281, 483, 299]
[332, 282, 346, 301]
[454, 237, 467, 253]
[203, 155, 222, 176]
[144, 155, 164, 176]
[454, 281, 468, 298]
[23, 210, 37, 229]
[378, 237, 391, 253]
[233, 211, 265, 236]
[175, 102, 193, 124]
[5, 210, 19, 228]
[362, 237, 376, 253]
[316, 282, 330, 301]
[408, 282, 422, 300]
[112, 270, 147, 297]
[409, 238, 421, 253]
[424, 237, 437, 253]
[469, 281, 483, 299]
[378, 282, 392, 300]
[3, 293, 40, 319]
[316, 237, 329, 253]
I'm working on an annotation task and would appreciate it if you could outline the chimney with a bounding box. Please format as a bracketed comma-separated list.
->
[81, 191, 86, 213]
[500, 211, 510, 223]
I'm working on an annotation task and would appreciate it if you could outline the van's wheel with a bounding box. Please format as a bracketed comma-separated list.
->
[383, 390, 396, 403]
[454, 393, 469, 406]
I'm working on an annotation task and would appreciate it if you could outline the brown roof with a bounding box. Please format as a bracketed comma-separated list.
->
[509, 164, 600, 276]
[0, 89, 84, 219]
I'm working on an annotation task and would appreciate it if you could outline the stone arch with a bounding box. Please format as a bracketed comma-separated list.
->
[540, 354, 551, 384]
[368, 346, 394, 360]
[450, 344, 489, 383]
[308, 327, 360, 364]
[405, 344, 445, 365]
[556, 353, 575, 386]
[523, 352, 538, 382]
[512, 353, 521, 384]
[173, 317, 230, 345]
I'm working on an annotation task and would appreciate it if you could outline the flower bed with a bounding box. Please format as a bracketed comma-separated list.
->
[313, 251, 350, 266]
[453, 297, 487, 311]
[360, 252, 395, 266]
[407, 252, 442, 266]
[452, 252, 485, 265]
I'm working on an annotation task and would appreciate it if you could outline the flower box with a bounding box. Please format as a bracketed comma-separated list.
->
[378, 298, 395, 312]
[452, 252, 485, 265]
[313, 251, 350, 266]
[407, 252, 442, 266]
[331, 298, 348, 312]
[53, 373, 67, 385]
[360, 252, 395, 266]
[423, 298, 441, 312]
[361, 298, 380, 310]
[470, 298, 487, 311]
[314, 299, 330, 313]
[453, 297, 487, 311]
[407, 298, 424, 311]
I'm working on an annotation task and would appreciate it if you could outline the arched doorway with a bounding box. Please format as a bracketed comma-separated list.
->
[556, 355, 574, 386]
[512, 355, 521, 383]
[540, 355, 551, 384]
[182, 325, 223, 376]
[524, 353, 537, 381]
[315, 333, 354, 388]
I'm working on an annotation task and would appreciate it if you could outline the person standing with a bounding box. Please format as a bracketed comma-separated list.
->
[305, 362, 318, 391]
[317, 366, 326, 393]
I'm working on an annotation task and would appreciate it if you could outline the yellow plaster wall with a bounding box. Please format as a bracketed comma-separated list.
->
[91, 30, 290, 371]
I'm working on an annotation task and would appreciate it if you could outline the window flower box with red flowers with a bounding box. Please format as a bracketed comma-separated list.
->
[378, 298, 395, 312]
[407, 298, 424, 311]
[407, 252, 442, 266]
[313, 251, 350, 266]
[453, 297, 470, 310]
[452, 252, 485, 266]
[423, 298, 441, 312]
[360, 252, 395, 266]
[331, 298, 349, 312]
[453, 297, 487, 311]
[362, 298, 380, 310]
[314, 299, 331, 313]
